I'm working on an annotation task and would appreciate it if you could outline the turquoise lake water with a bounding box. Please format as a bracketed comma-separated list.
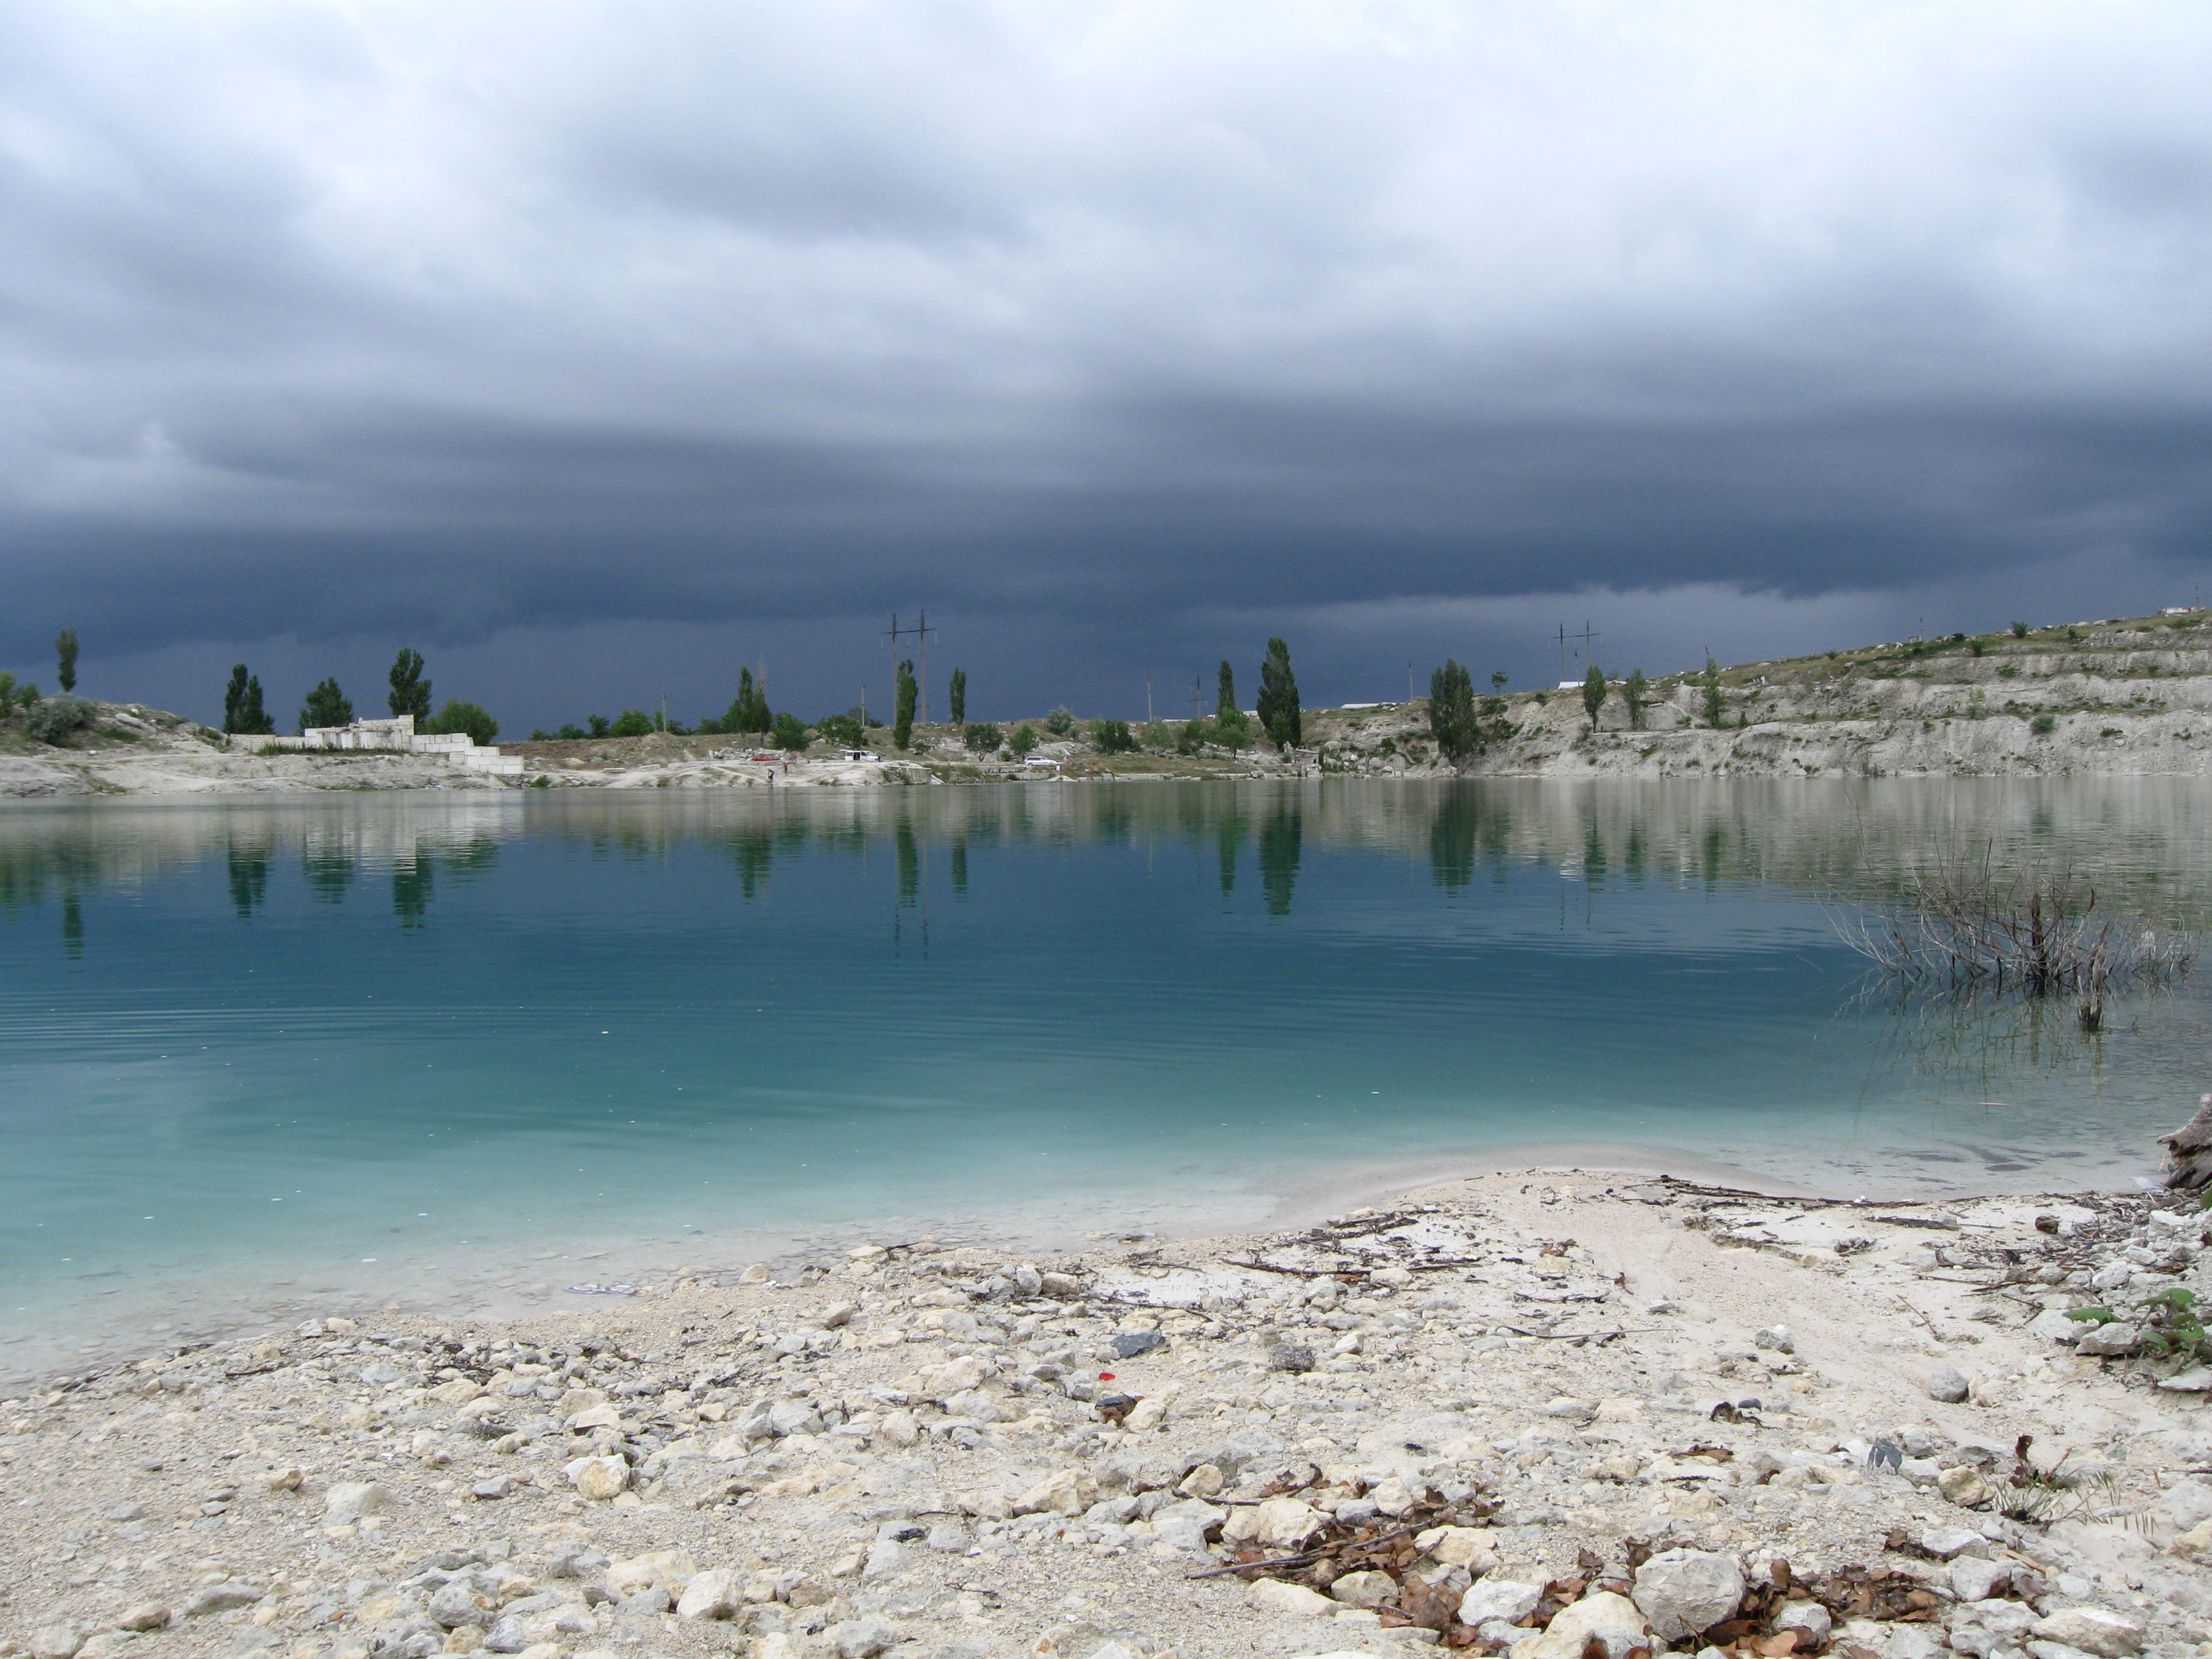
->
[5, 778, 2209, 1385]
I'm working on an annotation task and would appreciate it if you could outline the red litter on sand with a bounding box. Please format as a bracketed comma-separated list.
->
[1099, 1372, 1115, 1381]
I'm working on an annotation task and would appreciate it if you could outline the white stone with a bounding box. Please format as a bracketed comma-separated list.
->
[566, 1454, 630, 1500]
[1013, 1469, 1094, 1516]
[1330, 1571, 1397, 1608]
[565, 1403, 623, 1431]
[605, 1551, 699, 1594]
[1926, 1367, 1971, 1404]
[1419, 1525, 1500, 1570]
[1918, 1527, 1988, 1560]
[2032, 1610, 2144, 1658]
[676, 1568, 746, 1619]
[2075, 1324, 2140, 1358]
[1460, 1579, 1544, 1627]
[322, 1480, 396, 1522]
[1512, 1591, 1650, 1659]
[2156, 1367, 2212, 1393]
[1249, 1580, 1336, 1618]
[1224, 1496, 1324, 1551]
[2026, 1308, 2083, 1344]
[1632, 1549, 1746, 1643]
[1951, 1559, 2015, 1602]
[861, 1540, 912, 1580]
[1774, 1601, 1832, 1645]
[830, 1617, 906, 1658]
[1149, 1498, 1225, 1551]
[26, 1629, 82, 1659]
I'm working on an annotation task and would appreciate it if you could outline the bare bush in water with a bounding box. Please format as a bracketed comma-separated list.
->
[1830, 845, 2196, 1029]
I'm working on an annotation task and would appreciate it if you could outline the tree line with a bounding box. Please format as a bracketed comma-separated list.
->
[221, 647, 498, 745]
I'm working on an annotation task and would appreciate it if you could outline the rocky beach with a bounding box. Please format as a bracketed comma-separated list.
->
[7, 1170, 2211, 1659]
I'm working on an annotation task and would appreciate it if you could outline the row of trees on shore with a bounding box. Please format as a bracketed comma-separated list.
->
[519, 637, 1315, 761]
[221, 648, 498, 744]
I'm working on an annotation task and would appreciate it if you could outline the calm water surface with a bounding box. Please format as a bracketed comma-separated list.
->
[5, 779, 2209, 1382]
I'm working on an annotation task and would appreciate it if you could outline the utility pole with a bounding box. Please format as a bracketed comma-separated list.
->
[882, 611, 938, 724]
[1146, 678, 1153, 724]
[1558, 621, 1599, 684]
[1408, 661, 1414, 703]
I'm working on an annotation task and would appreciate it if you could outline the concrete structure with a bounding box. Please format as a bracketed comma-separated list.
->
[227, 714, 523, 776]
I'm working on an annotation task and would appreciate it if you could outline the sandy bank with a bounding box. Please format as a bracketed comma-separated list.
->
[5, 1171, 2209, 1659]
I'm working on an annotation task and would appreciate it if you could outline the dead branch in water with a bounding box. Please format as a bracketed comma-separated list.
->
[1828, 844, 2195, 1029]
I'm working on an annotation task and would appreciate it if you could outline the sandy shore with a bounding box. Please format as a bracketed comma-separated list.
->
[4, 1169, 2209, 1659]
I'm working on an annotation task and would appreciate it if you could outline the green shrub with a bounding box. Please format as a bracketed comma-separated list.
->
[555, 723, 587, 740]
[771, 710, 810, 752]
[2011, 621, 2030, 637]
[1043, 705, 1075, 735]
[1009, 722, 1038, 757]
[424, 699, 499, 745]
[26, 694, 94, 745]
[606, 709, 654, 739]
[1088, 718, 1136, 754]
[2031, 713, 2057, 735]
[964, 720, 1002, 752]
[1139, 718, 1170, 749]
[816, 712, 865, 749]
[1175, 718, 1210, 754]
[300, 677, 353, 731]
[588, 715, 611, 738]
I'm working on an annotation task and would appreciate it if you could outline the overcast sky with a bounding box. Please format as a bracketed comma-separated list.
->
[5, 1, 2211, 729]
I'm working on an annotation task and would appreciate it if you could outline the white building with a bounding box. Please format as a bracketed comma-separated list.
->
[228, 714, 523, 776]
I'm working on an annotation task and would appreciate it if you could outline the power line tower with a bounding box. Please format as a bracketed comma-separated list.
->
[882, 611, 941, 724]
[1555, 619, 1601, 684]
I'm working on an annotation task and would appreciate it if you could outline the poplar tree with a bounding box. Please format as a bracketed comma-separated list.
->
[388, 648, 431, 720]
[1699, 654, 1726, 727]
[1216, 660, 1236, 717]
[1429, 659, 1477, 760]
[724, 668, 771, 733]
[894, 658, 918, 749]
[1256, 637, 1301, 747]
[1623, 668, 1651, 730]
[223, 665, 272, 734]
[948, 668, 966, 725]
[1581, 663, 1609, 730]
[55, 630, 78, 693]
[301, 678, 353, 731]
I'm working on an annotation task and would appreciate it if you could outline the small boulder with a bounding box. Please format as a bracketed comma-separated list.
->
[26, 1628, 82, 1659]
[1632, 1549, 1746, 1643]
[1951, 1559, 2015, 1603]
[2074, 1323, 2140, 1359]
[322, 1481, 396, 1522]
[1939, 1465, 1993, 1509]
[566, 1454, 630, 1500]
[1918, 1527, 1988, 1560]
[1926, 1368, 1971, 1404]
[1516, 1590, 1650, 1659]
[1247, 1579, 1335, 1618]
[830, 1617, 906, 1659]
[1774, 1601, 1832, 1646]
[1269, 1342, 1317, 1374]
[2032, 1610, 2144, 1658]
[1330, 1570, 1397, 1608]
[115, 1606, 170, 1633]
[676, 1568, 746, 1619]
[183, 1583, 266, 1618]
[1460, 1579, 1544, 1626]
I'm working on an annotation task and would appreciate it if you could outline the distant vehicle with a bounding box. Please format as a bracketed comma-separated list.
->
[841, 748, 882, 761]
[750, 752, 779, 762]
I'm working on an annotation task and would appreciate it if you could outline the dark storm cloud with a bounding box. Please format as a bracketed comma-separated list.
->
[5, 1, 2212, 721]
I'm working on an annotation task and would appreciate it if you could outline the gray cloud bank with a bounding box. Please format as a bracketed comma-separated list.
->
[5, 1, 2212, 723]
